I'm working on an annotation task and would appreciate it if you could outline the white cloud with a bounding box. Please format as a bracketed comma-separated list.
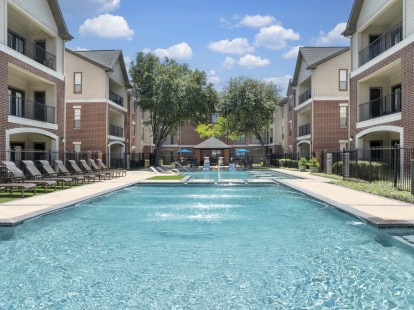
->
[240, 15, 276, 28]
[142, 47, 151, 54]
[124, 55, 132, 69]
[221, 57, 236, 69]
[313, 22, 349, 46]
[263, 75, 292, 92]
[282, 45, 303, 59]
[207, 38, 254, 54]
[153, 42, 193, 60]
[74, 46, 90, 51]
[255, 25, 300, 50]
[79, 14, 134, 40]
[238, 54, 270, 69]
[94, 0, 120, 13]
[207, 70, 220, 85]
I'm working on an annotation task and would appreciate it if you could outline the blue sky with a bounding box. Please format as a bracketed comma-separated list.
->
[58, 0, 354, 93]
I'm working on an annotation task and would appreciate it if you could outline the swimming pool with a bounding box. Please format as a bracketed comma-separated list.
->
[183, 169, 299, 180]
[1, 184, 414, 308]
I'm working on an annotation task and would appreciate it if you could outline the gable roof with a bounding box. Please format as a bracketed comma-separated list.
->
[292, 47, 350, 86]
[342, 0, 364, 36]
[66, 49, 132, 88]
[47, 0, 73, 41]
[193, 137, 231, 149]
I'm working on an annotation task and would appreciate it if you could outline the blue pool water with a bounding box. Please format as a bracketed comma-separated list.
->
[1, 184, 414, 308]
[183, 170, 298, 180]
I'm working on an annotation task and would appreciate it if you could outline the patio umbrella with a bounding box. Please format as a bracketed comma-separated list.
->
[177, 149, 192, 153]
[235, 149, 249, 153]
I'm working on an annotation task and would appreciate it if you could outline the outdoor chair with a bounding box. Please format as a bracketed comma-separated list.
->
[66, 160, 98, 183]
[0, 182, 37, 198]
[1, 161, 57, 192]
[96, 158, 126, 177]
[88, 159, 115, 179]
[156, 166, 180, 174]
[79, 160, 107, 181]
[54, 160, 85, 185]
[22, 160, 73, 189]
[38, 160, 77, 189]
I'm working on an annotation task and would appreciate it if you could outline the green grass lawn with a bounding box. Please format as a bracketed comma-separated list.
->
[147, 175, 185, 181]
[0, 182, 87, 204]
[314, 172, 414, 203]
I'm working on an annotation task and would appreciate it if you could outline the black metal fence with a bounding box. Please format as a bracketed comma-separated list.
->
[321, 146, 413, 192]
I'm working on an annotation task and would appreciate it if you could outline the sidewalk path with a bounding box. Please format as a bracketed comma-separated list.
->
[274, 169, 414, 228]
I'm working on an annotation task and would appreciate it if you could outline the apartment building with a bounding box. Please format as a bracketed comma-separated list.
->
[343, 0, 413, 149]
[0, 0, 72, 160]
[291, 47, 351, 156]
[64, 49, 131, 160]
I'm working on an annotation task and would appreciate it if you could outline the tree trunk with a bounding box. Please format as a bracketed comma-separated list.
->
[153, 147, 161, 166]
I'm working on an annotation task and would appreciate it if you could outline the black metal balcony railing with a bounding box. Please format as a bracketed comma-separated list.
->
[359, 91, 402, 122]
[8, 95, 56, 123]
[298, 89, 311, 105]
[109, 91, 124, 107]
[298, 123, 311, 136]
[109, 124, 124, 138]
[359, 22, 403, 66]
[7, 30, 56, 70]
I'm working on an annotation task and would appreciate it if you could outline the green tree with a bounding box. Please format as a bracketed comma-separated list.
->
[220, 76, 281, 165]
[129, 52, 217, 165]
[195, 116, 239, 141]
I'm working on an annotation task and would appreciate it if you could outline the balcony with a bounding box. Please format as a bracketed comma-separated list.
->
[359, 92, 401, 122]
[359, 22, 403, 66]
[109, 91, 124, 107]
[8, 95, 55, 123]
[7, 30, 56, 70]
[298, 89, 311, 105]
[109, 124, 124, 137]
[298, 123, 311, 137]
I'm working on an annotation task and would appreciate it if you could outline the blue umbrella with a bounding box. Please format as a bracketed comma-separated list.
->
[235, 149, 249, 153]
[177, 149, 192, 153]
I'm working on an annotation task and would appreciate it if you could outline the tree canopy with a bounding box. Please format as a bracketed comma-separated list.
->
[129, 52, 217, 164]
[195, 116, 239, 141]
[220, 76, 282, 164]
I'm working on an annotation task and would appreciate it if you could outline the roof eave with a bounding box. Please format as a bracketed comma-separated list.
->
[48, 0, 73, 41]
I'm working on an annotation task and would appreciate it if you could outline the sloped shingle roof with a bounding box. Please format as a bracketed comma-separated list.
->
[75, 50, 122, 70]
[193, 137, 231, 149]
[70, 49, 132, 88]
[292, 47, 350, 86]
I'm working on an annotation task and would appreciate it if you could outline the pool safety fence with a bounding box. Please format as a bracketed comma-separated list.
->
[320, 146, 414, 192]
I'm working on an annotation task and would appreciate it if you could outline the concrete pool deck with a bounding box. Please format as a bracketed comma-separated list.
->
[0, 168, 413, 227]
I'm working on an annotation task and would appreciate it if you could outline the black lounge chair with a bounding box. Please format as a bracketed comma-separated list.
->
[79, 160, 106, 181]
[22, 160, 73, 189]
[1, 161, 57, 191]
[88, 159, 114, 179]
[67, 160, 98, 183]
[0, 183, 37, 198]
[54, 160, 86, 185]
[96, 159, 126, 177]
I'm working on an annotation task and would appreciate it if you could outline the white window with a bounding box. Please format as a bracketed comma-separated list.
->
[74, 108, 81, 128]
[73, 143, 81, 153]
[74, 72, 82, 94]
[132, 123, 136, 137]
[211, 112, 220, 123]
[340, 106, 348, 128]
[339, 69, 348, 91]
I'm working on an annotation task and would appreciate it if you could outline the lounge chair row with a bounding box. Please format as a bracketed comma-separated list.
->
[0, 159, 126, 198]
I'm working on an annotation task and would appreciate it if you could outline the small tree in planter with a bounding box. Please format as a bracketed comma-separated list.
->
[298, 157, 308, 172]
[308, 157, 320, 173]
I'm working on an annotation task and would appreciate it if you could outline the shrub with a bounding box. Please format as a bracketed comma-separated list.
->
[308, 157, 319, 167]
[279, 159, 298, 168]
[331, 160, 387, 181]
[298, 157, 308, 167]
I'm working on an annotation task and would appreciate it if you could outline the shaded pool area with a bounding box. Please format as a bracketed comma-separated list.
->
[0, 184, 414, 308]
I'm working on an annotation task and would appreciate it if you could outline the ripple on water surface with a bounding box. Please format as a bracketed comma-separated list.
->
[0, 185, 414, 308]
